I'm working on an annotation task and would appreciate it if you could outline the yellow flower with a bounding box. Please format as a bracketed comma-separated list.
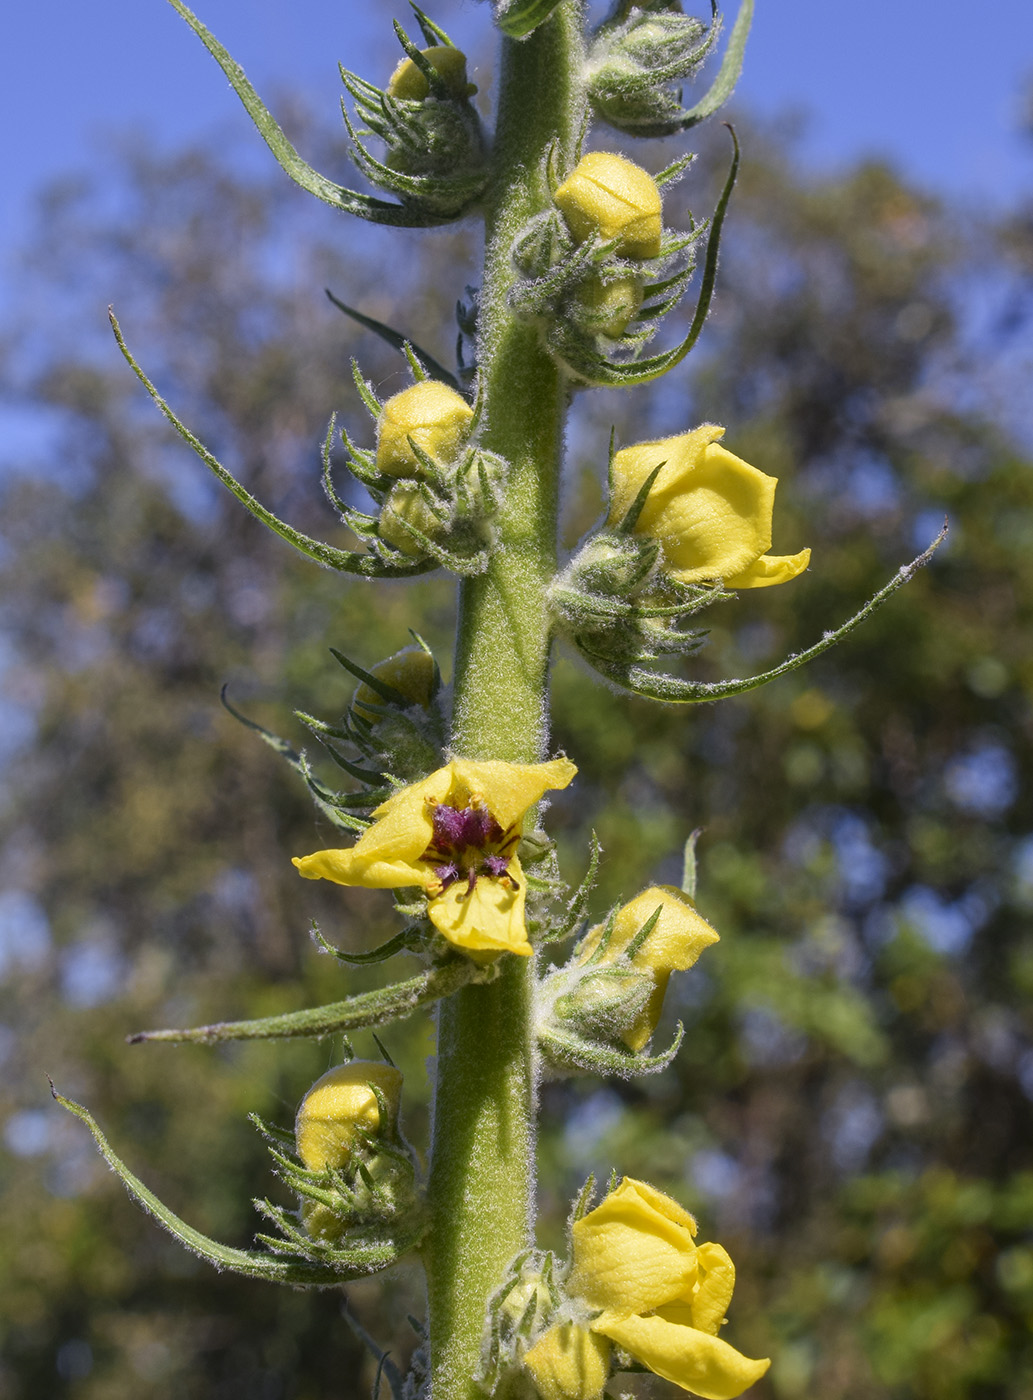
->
[608, 425, 811, 588]
[294, 1061, 403, 1171]
[293, 758, 576, 956]
[555, 152, 663, 259]
[352, 645, 437, 720]
[523, 1322, 611, 1400]
[376, 381, 475, 479]
[578, 886, 719, 1052]
[564, 1178, 770, 1400]
[387, 45, 477, 102]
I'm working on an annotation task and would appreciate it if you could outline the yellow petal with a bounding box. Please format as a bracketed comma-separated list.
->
[555, 152, 663, 259]
[387, 45, 476, 102]
[353, 645, 437, 720]
[593, 1313, 770, 1400]
[569, 1178, 698, 1317]
[428, 856, 531, 955]
[689, 1242, 737, 1336]
[579, 887, 720, 1052]
[607, 426, 724, 526]
[294, 1061, 403, 1171]
[523, 1322, 611, 1400]
[293, 766, 452, 888]
[643, 444, 777, 585]
[448, 756, 577, 831]
[375, 381, 474, 478]
[723, 547, 811, 589]
[582, 886, 719, 976]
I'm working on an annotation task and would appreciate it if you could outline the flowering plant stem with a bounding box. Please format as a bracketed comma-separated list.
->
[427, 6, 585, 1395]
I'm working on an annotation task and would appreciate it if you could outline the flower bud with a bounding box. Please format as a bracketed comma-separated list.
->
[554, 153, 662, 260]
[376, 381, 475, 479]
[609, 425, 811, 588]
[572, 272, 644, 339]
[587, 5, 719, 137]
[578, 886, 719, 1051]
[295, 1061, 403, 1171]
[353, 645, 437, 720]
[387, 45, 477, 102]
[378, 482, 446, 556]
[523, 1322, 610, 1400]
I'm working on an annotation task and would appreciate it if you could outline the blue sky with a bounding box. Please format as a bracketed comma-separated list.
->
[3, 0, 1031, 272]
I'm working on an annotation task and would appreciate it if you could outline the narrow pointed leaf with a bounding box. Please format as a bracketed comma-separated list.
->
[325, 290, 462, 392]
[678, 0, 754, 129]
[52, 1087, 358, 1286]
[164, 0, 447, 225]
[128, 960, 478, 1044]
[540, 1023, 684, 1077]
[110, 312, 432, 578]
[220, 689, 371, 831]
[587, 529, 947, 703]
[494, 0, 564, 38]
[311, 921, 427, 966]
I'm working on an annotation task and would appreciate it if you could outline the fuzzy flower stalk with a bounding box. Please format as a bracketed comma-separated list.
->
[51, 4, 943, 1400]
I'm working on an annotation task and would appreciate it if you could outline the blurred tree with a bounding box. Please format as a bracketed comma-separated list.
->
[2, 109, 1031, 1400]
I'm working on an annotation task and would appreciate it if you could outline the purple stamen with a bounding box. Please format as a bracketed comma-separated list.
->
[423, 797, 513, 895]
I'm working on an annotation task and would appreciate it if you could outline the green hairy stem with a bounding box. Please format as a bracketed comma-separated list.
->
[427, 6, 586, 1395]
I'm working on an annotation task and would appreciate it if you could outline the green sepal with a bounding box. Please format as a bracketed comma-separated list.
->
[682, 830, 701, 900]
[343, 1302, 406, 1400]
[409, 2, 455, 49]
[568, 1173, 596, 1233]
[676, 0, 754, 131]
[164, 0, 450, 226]
[551, 128, 738, 387]
[220, 688, 371, 831]
[390, 19, 455, 102]
[294, 714, 389, 786]
[582, 529, 947, 703]
[616, 461, 667, 534]
[109, 312, 432, 579]
[539, 1021, 684, 1077]
[52, 1087, 367, 1286]
[127, 958, 480, 1045]
[330, 647, 416, 708]
[341, 107, 486, 214]
[310, 921, 427, 966]
[494, 0, 564, 39]
[539, 832, 603, 946]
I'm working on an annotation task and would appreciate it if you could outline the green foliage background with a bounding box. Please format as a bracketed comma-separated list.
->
[2, 97, 1032, 1399]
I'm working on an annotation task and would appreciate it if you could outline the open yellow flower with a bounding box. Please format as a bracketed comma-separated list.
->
[293, 757, 576, 956]
[578, 886, 720, 1051]
[608, 424, 810, 588]
[564, 1178, 770, 1400]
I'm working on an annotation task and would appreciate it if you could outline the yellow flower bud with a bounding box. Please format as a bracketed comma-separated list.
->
[294, 1061, 403, 1171]
[566, 1178, 770, 1400]
[573, 273, 644, 338]
[523, 1322, 611, 1400]
[578, 886, 719, 1051]
[375, 381, 474, 479]
[609, 425, 811, 589]
[387, 45, 477, 103]
[353, 645, 437, 720]
[378, 482, 445, 556]
[555, 152, 662, 260]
